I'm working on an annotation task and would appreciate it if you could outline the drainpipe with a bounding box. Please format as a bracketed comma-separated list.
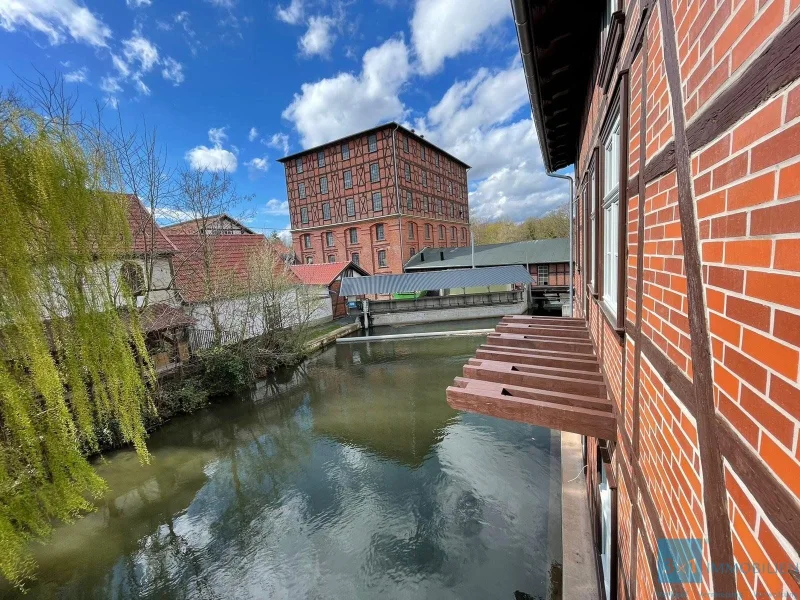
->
[470, 230, 475, 268]
[547, 172, 574, 317]
[390, 123, 403, 269]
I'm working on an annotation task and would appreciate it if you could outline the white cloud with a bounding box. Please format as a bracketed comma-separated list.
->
[122, 34, 159, 72]
[100, 76, 122, 94]
[133, 77, 151, 96]
[276, 0, 304, 25]
[110, 53, 130, 77]
[155, 19, 172, 31]
[64, 66, 88, 83]
[248, 127, 258, 142]
[161, 57, 184, 85]
[245, 156, 270, 178]
[126, 0, 152, 7]
[263, 199, 289, 215]
[208, 127, 228, 146]
[276, 226, 292, 245]
[185, 127, 238, 172]
[206, 0, 236, 7]
[264, 133, 290, 155]
[105, 95, 119, 109]
[410, 0, 510, 74]
[0, 0, 112, 47]
[185, 146, 238, 172]
[413, 61, 567, 220]
[283, 37, 409, 147]
[299, 15, 336, 57]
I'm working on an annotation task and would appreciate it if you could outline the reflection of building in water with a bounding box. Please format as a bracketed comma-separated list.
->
[307, 342, 464, 468]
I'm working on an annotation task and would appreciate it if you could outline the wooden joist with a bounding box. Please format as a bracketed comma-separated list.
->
[446, 315, 616, 441]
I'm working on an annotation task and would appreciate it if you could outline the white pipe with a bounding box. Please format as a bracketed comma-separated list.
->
[471, 230, 475, 268]
[547, 172, 574, 317]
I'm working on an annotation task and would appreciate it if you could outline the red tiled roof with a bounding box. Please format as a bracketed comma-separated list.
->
[289, 262, 367, 286]
[139, 303, 195, 332]
[162, 213, 255, 235]
[126, 195, 178, 254]
[169, 234, 299, 303]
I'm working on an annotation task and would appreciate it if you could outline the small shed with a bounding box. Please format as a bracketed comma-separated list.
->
[290, 261, 369, 318]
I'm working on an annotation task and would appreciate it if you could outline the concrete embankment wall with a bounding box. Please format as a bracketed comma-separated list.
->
[369, 301, 527, 327]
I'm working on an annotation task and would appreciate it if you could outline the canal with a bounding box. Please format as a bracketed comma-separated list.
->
[9, 325, 562, 599]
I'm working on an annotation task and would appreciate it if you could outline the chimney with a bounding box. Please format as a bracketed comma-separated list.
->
[420, 252, 425, 262]
[440, 251, 445, 261]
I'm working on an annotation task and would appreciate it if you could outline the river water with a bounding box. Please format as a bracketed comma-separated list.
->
[9, 322, 562, 599]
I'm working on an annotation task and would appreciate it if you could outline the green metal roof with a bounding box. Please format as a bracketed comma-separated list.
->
[403, 239, 569, 271]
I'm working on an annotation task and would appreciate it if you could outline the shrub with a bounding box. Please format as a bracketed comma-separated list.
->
[198, 346, 252, 397]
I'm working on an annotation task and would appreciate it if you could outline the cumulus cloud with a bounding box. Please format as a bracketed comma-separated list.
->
[263, 199, 289, 215]
[248, 127, 258, 142]
[185, 127, 238, 172]
[64, 66, 88, 83]
[410, 0, 510, 74]
[413, 60, 567, 220]
[245, 156, 269, 178]
[161, 57, 184, 85]
[122, 34, 160, 72]
[299, 15, 336, 57]
[0, 0, 112, 47]
[276, 0, 304, 24]
[283, 37, 409, 147]
[264, 133, 290, 155]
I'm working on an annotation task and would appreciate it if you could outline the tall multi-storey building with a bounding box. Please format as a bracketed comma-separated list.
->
[278, 123, 471, 274]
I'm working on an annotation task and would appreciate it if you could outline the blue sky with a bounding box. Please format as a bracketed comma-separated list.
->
[0, 0, 570, 241]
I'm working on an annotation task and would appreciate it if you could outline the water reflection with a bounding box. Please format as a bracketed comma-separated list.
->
[6, 333, 561, 600]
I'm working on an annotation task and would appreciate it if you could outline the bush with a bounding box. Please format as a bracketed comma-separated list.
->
[198, 346, 252, 397]
[160, 378, 209, 414]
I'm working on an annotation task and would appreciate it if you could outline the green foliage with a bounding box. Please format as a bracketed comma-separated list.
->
[471, 205, 570, 245]
[157, 378, 209, 416]
[198, 347, 252, 397]
[0, 99, 154, 587]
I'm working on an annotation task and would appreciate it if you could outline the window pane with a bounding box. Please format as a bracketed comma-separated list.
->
[344, 170, 352, 189]
[422, 172, 427, 187]
[372, 192, 382, 212]
[349, 228, 358, 243]
[376, 224, 384, 240]
[298, 183, 306, 199]
[320, 176, 328, 194]
[405, 163, 411, 181]
[368, 134, 377, 152]
[295, 158, 303, 173]
[317, 151, 325, 167]
[370, 163, 380, 183]
[326, 232, 334, 247]
[341, 143, 350, 160]
[378, 250, 386, 267]
[322, 202, 330, 219]
[406, 191, 413, 210]
[301, 207, 308, 223]
[352, 252, 359, 265]
[346, 197, 355, 216]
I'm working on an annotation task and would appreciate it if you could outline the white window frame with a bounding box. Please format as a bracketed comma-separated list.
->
[341, 143, 350, 160]
[300, 207, 309, 224]
[375, 224, 385, 241]
[602, 113, 621, 319]
[325, 231, 334, 247]
[295, 158, 303, 173]
[317, 151, 325, 168]
[538, 265, 550, 286]
[368, 134, 377, 153]
[349, 228, 358, 244]
[377, 249, 387, 267]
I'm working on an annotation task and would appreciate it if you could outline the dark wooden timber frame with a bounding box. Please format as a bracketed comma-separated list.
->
[599, 8, 626, 91]
[586, 148, 599, 299]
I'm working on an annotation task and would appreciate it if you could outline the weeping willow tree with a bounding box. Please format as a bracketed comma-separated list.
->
[0, 95, 154, 587]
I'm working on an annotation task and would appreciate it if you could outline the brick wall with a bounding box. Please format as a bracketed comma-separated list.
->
[573, 0, 800, 598]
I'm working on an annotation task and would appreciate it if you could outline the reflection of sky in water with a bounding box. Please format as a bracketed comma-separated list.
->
[6, 334, 561, 600]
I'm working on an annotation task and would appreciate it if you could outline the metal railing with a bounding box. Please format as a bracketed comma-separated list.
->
[188, 329, 242, 353]
[367, 290, 524, 314]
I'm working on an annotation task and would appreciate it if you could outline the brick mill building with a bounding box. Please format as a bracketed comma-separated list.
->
[448, 1, 800, 599]
[278, 123, 471, 274]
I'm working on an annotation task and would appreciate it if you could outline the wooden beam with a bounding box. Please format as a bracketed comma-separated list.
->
[463, 359, 607, 398]
[487, 332, 595, 354]
[475, 347, 600, 372]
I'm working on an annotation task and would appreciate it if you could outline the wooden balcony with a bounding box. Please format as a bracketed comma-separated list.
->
[446, 315, 615, 440]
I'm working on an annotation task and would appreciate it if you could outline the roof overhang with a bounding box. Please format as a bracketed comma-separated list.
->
[513, 0, 602, 172]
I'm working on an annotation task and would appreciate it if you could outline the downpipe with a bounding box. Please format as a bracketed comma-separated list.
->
[546, 172, 574, 317]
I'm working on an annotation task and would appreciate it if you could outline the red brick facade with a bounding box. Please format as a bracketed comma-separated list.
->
[280, 124, 471, 274]
[568, 1, 800, 598]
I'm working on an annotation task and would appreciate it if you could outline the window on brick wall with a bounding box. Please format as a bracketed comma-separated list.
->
[372, 192, 383, 212]
[322, 202, 331, 220]
[301, 207, 309, 224]
[406, 190, 413, 210]
[451, 226, 456, 241]
[341, 143, 350, 160]
[602, 112, 621, 319]
[370, 163, 380, 183]
[368, 134, 377, 153]
[317, 151, 325, 168]
[538, 265, 550, 285]
[448, 181, 453, 195]
[425, 223, 432, 239]
[320, 176, 328, 194]
[352, 252, 360, 266]
[349, 228, 358, 244]
[410, 247, 416, 257]
[377, 249, 387, 268]
[403, 136, 409, 152]
[450, 202, 454, 218]
[437, 198, 443, 214]
[344, 170, 352, 189]
[298, 182, 306, 199]
[376, 223, 385, 241]
[408, 222, 414, 239]
[305, 255, 313, 264]
[405, 163, 411, 181]
[461, 227, 467, 241]
[303, 234, 311, 248]
[439, 224, 445, 240]
[326, 231, 334, 247]
[421, 146, 426, 161]
[422, 171, 427, 187]
[346, 197, 355, 217]
[588, 156, 598, 292]
[295, 157, 303, 173]
[435, 175, 441, 190]
[326, 254, 334, 263]
[435, 153, 440, 167]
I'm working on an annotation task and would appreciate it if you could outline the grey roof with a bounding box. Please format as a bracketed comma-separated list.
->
[403, 239, 569, 271]
[340, 265, 532, 296]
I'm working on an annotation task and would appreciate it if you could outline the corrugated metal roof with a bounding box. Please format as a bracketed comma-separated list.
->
[403, 239, 569, 271]
[340, 265, 532, 296]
